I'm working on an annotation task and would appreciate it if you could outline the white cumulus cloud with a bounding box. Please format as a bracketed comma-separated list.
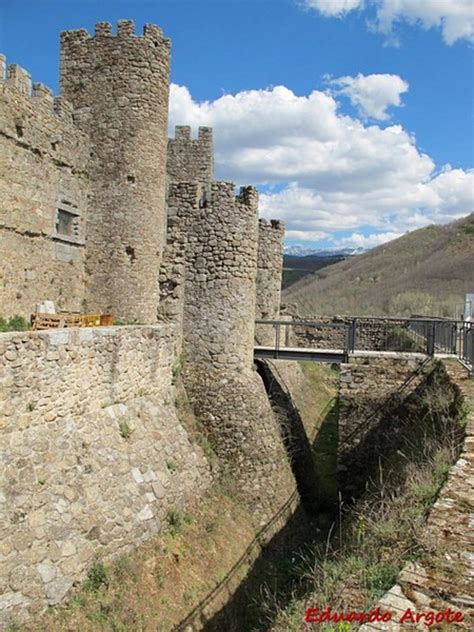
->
[374, 0, 474, 45]
[301, 0, 474, 45]
[326, 73, 409, 120]
[302, 0, 363, 17]
[169, 83, 473, 249]
[332, 231, 403, 248]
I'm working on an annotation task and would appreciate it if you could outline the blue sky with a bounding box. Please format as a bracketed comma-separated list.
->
[1, 0, 473, 249]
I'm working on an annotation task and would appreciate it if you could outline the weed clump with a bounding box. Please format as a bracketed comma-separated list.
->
[84, 559, 109, 593]
[167, 509, 193, 537]
[0, 315, 30, 332]
[118, 420, 133, 439]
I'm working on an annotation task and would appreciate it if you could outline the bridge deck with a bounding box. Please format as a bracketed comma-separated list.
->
[254, 346, 456, 363]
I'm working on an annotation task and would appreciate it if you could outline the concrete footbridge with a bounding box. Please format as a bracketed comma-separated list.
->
[254, 317, 474, 375]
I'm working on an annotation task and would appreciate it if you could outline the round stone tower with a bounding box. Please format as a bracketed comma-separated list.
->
[60, 20, 170, 322]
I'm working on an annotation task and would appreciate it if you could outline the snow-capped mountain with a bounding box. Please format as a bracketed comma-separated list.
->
[283, 245, 365, 257]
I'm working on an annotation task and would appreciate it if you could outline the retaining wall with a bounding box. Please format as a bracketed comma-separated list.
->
[0, 326, 211, 625]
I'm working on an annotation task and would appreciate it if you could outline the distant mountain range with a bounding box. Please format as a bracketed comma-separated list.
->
[283, 245, 365, 257]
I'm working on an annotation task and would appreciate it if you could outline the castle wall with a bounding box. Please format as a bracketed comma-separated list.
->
[0, 326, 211, 625]
[0, 59, 90, 319]
[165, 181, 296, 525]
[60, 21, 171, 323]
[167, 125, 213, 185]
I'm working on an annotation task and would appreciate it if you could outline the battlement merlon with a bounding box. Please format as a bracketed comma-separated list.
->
[170, 125, 213, 143]
[198, 126, 213, 142]
[195, 182, 258, 210]
[173, 125, 192, 141]
[32, 83, 54, 106]
[237, 185, 259, 211]
[6, 64, 32, 96]
[259, 218, 285, 233]
[167, 126, 214, 184]
[167, 181, 258, 213]
[94, 22, 113, 37]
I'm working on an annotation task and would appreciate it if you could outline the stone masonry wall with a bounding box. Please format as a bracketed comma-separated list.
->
[0, 57, 90, 319]
[0, 326, 211, 625]
[256, 219, 285, 321]
[338, 356, 428, 497]
[60, 21, 171, 323]
[164, 181, 296, 525]
[255, 219, 285, 345]
[167, 125, 213, 186]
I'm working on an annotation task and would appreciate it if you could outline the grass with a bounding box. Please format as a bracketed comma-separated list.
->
[271, 444, 458, 631]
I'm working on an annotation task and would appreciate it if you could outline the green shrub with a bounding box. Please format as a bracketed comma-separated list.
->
[0, 315, 30, 332]
[84, 559, 109, 592]
[167, 509, 193, 537]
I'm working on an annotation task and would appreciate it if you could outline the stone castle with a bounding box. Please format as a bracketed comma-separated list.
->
[1, 24, 472, 627]
[0, 18, 284, 327]
[0, 20, 294, 624]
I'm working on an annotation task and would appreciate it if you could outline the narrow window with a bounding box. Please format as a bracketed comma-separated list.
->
[56, 209, 76, 238]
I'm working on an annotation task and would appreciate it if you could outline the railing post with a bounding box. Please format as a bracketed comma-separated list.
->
[347, 318, 357, 353]
[451, 323, 457, 354]
[275, 322, 280, 358]
[426, 322, 435, 356]
[469, 329, 474, 377]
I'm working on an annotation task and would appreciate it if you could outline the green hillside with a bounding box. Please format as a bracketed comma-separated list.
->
[283, 214, 474, 318]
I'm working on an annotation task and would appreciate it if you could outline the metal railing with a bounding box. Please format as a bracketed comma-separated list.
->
[255, 317, 474, 374]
